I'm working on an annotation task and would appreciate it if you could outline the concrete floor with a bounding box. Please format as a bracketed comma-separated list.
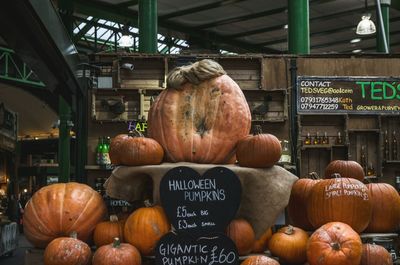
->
[0, 233, 33, 265]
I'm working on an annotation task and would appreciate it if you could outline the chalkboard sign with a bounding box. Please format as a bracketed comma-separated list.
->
[159, 166, 241, 238]
[297, 76, 400, 114]
[155, 232, 239, 265]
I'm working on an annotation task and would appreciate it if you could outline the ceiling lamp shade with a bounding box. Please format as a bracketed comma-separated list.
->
[119, 25, 133, 47]
[356, 14, 376, 35]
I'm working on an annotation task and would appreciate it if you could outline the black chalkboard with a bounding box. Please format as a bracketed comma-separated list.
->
[159, 166, 241, 238]
[155, 232, 239, 265]
[297, 76, 400, 114]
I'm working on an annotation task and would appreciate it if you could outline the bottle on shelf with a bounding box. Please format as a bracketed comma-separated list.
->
[304, 132, 311, 145]
[101, 136, 112, 169]
[360, 145, 367, 172]
[313, 131, 321, 145]
[367, 163, 375, 177]
[322, 131, 329, 145]
[336, 131, 343, 145]
[393, 130, 398, 161]
[279, 140, 291, 163]
[96, 137, 104, 165]
[384, 130, 390, 161]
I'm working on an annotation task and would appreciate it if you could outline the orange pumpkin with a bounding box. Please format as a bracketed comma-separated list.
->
[226, 218, 255, 256]
[240, 255, 280, 265]
[148, 59, 251, 164]
[109, 134, 129, 165]
[252, 227, 273, 253]
[92, 237, 142, 265]
[307, 175, 372, 233]
[360, 243, 392, 265]
[324, 160, 365, 181]
[124, 201, 170, 256]
[24, 182, 107, 248]
[236, 126, 282, 168]
[94, 215, 125, 248]
[288, 172, 321, 231]
[365, 183, 400, 232]
[268, 225, 309, 264]
[44, 233, 92, 265]
[307, 222, 362, 265]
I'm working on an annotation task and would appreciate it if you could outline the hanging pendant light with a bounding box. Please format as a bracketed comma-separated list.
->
[119, 25, 134, 47]
[356, 0, 376, 35]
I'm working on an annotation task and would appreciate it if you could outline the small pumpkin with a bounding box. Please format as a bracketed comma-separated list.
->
[124, 201, 170, 256]
[236, 125, 282, 168]
[307, 222, 362, 265]
[287, 172, 321, 231]
[94, 215, 125, 248]
[226, 218, 255, 256]
[268, 225, 309, 264]
[240, 255, 280, 265]
[23, 182, 107, 248]
[92, 237, 142, 265]
[252, 227, 273, 253]
[324, 160, 365, 181]
[44, 232, 92, 265]
[365, 183, 400, 233]
[360, 243, 393, 265]
[109, 130, 164, 166]
[307, 175, 372, 233]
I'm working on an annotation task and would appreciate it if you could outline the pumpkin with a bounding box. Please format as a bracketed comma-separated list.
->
[92, 237, 142, 265]
[124, 201, 170, 256]
[268, 225, 309, 264]
[24, 182, 107, 248]
[287, 172, 321, 231]
[226, 218, 255, 256]
[307, 175, 372, 233]
[252, 227, 273, 253]
[236, 125, 282, 168]
[94, 215, 125, 248]
[44, 232, 92, 265]
[148, 59, 251, 164]
[365, 183, 400, 232]
[360, 243, 393, 265]
[324, 160, 365, 181]
[307, 222, 362, 265]
[240, 255, 280, 265]
[109, 130, 164, 166]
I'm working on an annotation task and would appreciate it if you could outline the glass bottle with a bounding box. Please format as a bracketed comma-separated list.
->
[96, 137, 104, 165]
[367, 163, 375, 177]
[279, 140, 291, 163]
[304, 132, 311, 145]
[384, 130, 390, 161]
[101, 137, 111, 168]
[322, 132, 329, 144]
[393, 131, 398, 161]
[313, 131, 320, 145]
[336, 131, 343, 145]
[360, 145, 367, 172]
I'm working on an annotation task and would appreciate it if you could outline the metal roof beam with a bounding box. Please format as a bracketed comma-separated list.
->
[73, 18, 99, 43]
[116, 0, 139, 8]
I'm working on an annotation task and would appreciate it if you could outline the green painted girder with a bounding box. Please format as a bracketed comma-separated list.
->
[0, 47, 45, 87]
[73, 18, 99, 43]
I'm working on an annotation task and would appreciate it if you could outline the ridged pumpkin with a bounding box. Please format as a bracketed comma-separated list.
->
[148, 59, 251, 164]
[307, 175, 372, 233]
[240, 255, 280, 265]
[226, 218, 255, 256]
[360, 243, 393, 265]
[94, 215, 125, 248]
[252, 227, 273, 253]
[365, 183, 400, 233]
[268, 225, 309, 264]
[236, 125, 282, 168]
[324, 160, 365, 181]
[44, 233, 92, 265]
[109, 131, 164, 166]
[93, 237, 142, 265]
[307, 222, 362, 265]
[288, 172, 321, 231]
[24, 182, 107, 248]
[124, 202, 170, 256]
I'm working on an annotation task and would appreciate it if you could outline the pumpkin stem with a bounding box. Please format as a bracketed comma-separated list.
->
[113, 237, 121, 248]
[331, 173, 342, 179]
[69, 231, 78, 239]
[330, 242, 341, 251]
[128, 130, 144, 138]
[284, 225, 294, 235]
[110, 215, 119, 222]
[253, 125, 263, 135]
[144, 199, 153, 207]
[309, 172, 320, 180]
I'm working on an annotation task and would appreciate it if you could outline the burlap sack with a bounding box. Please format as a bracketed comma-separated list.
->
[104, 162, 298, 237]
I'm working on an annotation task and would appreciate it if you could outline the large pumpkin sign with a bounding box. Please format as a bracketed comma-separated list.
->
[148, 59, 251, 164]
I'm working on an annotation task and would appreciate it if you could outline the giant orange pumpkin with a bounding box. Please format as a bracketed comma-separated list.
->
[360, 243, 393, 265]
[24, 182, 107, 248]
[226, 218, 255, 256]
[93, 215, 125, 248]
[307, 222, 362, 265]
[307, 175, 372, 233]
[148, 59, 251, 164]
[324, 160, 365, 181]
[124, 202, 170, 256]
[93, 237, 142, 265]
[288, 172, 321, 231]
[240, 255, 280, 265]
[365, 183, 400, 233]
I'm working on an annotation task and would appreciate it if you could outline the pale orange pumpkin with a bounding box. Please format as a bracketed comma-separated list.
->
[307, 222, 362, 265]
[124, 201, 170, 256]
[252, 227, 273, 253]
[226, 218, 255, 256]
[148, 59, 251, 164]
[240, 255, 280, 265]
[365, 183, 400, 233]
[94, 215, 125, 248]
[92, 237, 142, 265]
[23, 182, 107, 248]
[360, 243, 393, 265]
[324, 160, 365, 181]
[44, 232, 92, 265]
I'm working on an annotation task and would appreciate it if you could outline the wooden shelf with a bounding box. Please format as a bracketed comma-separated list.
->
[252, 118, 286, 123]
[85, 165, 114, 171]
[348, 129, 380, 133]
[364, 175, 378, 179]
[384, 160, 400, 164]
[301, 144, 332, 150]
